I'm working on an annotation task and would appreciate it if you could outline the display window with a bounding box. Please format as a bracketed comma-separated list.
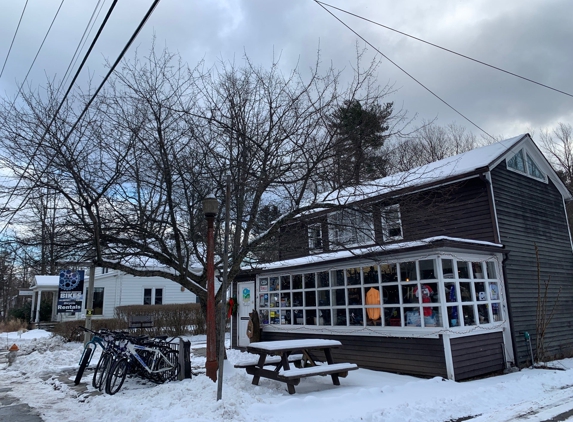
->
[257, 255, 504, 331]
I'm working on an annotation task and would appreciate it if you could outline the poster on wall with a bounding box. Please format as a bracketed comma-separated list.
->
[56, 269, 85, 313]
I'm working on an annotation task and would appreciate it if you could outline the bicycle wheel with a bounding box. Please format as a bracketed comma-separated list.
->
[105, 358, 128, 395]
[92, 352, 112, 390]
[156, 350, 180, 383]
[74, 347, 93, 385]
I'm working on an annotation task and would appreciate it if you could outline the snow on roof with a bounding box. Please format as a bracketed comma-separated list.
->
[32, 275, 59, 289]
[318, 134, 526, 205]
[247, 236, 503, 271]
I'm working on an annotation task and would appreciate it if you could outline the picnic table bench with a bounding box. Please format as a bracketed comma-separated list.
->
[242, 339, 357, 394]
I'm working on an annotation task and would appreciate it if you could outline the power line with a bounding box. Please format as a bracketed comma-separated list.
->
[10, 0, 66, 105]
[0, 0, 29, 79]
[314, 1, 494, 139]
[58, 0, 106, 96]
[317, 1, 573, 99]
[0, 0, 162, 236]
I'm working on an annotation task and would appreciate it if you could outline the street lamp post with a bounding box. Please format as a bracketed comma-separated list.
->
[203, 194, 219, 382]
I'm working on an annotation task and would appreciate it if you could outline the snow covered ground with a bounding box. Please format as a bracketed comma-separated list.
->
[2, 329, 573, 422]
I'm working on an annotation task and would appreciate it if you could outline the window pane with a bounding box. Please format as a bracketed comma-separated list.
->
[318, 271, 330, 288]
[270, 293, 280, 308]
[405, 308, 421, 327]
[281, 292, 291, 307]
[363, 266, 379, 285]
[402, 285, 417, 304]
[419, 259, 436, 279]
[292, 274, 303, 289]
[447, 306, 460, 327]
[486, 262, 497, 279]
[335, 309, 347, 326]
[306, 309, 317, 325]
[259, 293, 269, 307]
[382, 285, 400, 304]
[281, 275, 291, 290]
[457, 261, 470, 279]
[381, 263, 398, 283]
[304, 273, 315, 289]
[332, 270, 345, 286]
[317, 290, 330, 306]
[144, 288, 152, 305]
[349, 308, 364, 326]
[442, 259, 455, 279]
[400, 261, 417, 281]
[419, 282, 438, 303]
[462, 305, 476, 326]
[260, 310, 269, 325]
[155, 288, 163, 305]
[527, 153, 544, 179]
[445, 282, 457, 302]
[270, 277, 280, 291]
[259, 277, 269, 291]
[348, 288, 362, 305]
[332, 288, 346, 306]
[508, 149, 525, 172]
[319, 309, 331, 325]
[424, 307, 441, 327]
[478, 304, 490, 324]
[385, 307, 401, 327]
[305, 290, 316, 307]
[293, 310, 303, 325]
[282, 310, 291, 325]
[93, 287, 104, 315]
[489, 282, 500, 300]
[475, 282, 487, 301]
[472, 262, 484, 279]
[269, 310, 280, 324]
[292, 292, 303, 307]
[492, 303, 501, 321]
[459, 282, 472, 301]
[346, 268, 361, 285]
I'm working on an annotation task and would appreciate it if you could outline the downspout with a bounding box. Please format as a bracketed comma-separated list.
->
[502, 251, 518, 368]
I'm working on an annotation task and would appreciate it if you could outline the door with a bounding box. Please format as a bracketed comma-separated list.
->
[237, 281, 255, 348]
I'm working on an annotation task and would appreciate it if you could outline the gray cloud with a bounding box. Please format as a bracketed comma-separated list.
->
[0, 0, 571, 140]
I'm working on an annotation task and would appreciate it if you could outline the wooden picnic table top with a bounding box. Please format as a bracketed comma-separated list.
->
[246, 339, 342, 354]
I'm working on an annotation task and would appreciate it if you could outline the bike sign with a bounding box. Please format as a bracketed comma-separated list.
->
[57, 269, 85, 313]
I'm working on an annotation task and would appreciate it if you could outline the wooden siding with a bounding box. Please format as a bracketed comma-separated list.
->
[491, 164, 573, 366]
[397, 177, 495, 243]
[277, 177, 496, 261]
[451, 332, 505, 380]
[261, 331, 447, 379]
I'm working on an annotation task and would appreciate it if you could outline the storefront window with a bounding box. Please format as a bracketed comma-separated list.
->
[257, 257, 503, 330]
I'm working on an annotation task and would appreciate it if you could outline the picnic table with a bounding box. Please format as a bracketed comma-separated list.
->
[236, 339, 357, 394]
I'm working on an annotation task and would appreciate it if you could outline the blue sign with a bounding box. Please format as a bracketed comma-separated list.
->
[57, 270, 85, 313]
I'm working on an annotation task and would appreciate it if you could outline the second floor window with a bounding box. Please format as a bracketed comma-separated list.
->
[308, 223, 323, 252]
[329, 209, 373, 249]
[381, 204, 403, 242]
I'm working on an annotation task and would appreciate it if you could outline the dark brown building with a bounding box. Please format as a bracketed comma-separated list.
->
[232, 134, 573, 381]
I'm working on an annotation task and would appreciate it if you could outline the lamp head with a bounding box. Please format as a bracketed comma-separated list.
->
[202, 194, 219, 217]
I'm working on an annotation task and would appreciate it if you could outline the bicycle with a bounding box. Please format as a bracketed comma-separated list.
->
[105, 337, 179, 395]
[74, 326, 108, 385]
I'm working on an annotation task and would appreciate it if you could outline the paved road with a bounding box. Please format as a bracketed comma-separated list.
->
[0, 386, 44, 422]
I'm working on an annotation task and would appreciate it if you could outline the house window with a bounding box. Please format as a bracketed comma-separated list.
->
[328, 209, 374, 249]
[308, 223, 323, 252]
[84, 287, 104, 316]
[381, 204, 403, 241]
[257, 256, 503, 330]
[507, 149, 545, 181]
[143, 288, 163, 305]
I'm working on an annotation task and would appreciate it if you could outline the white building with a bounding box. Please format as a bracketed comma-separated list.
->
[29, 268, 197, 323]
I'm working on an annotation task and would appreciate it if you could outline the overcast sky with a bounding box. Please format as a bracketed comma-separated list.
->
[0, 0, 571, 141]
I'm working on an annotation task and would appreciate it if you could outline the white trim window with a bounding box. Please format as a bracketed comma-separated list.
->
[507, 149, 545, 181]
[308, 223, 323, 252]
[144, 288, 163, 305]
[328, 209, 374, 249]
[257, 256, 504, 330]
[381, 204, 403, 242]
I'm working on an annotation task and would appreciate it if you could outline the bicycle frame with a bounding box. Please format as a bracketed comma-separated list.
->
[125, 342, 175, 375]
